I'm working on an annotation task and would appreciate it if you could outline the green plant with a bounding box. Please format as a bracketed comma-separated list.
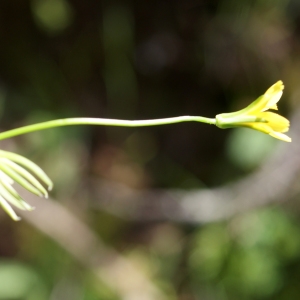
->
[0, 81, 290, 220]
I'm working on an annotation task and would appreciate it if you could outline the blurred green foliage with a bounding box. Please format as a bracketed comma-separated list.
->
[226, 128, 277, 171]
[31, 0, 74, 34]
[0, 0, 299, 299]
[189, 209, 300, 299]
[0, 260, 47, 299]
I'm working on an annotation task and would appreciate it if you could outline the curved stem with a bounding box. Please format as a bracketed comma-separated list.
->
[0, 116, 216, 141]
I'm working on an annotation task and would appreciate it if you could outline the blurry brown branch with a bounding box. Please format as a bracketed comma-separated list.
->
[89, 109, 300, 224]
[19, 191, 167, 300]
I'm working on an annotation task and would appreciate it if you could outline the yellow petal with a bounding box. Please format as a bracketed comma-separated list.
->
[241, 122, 273, 134]
[255, 112, 290, 133]
[269, 131, 291, 142]
[239, 122, 291, 142]
[268, 103, 278, 110]
[246, 81, 284, 114]
[261, 81, 284, 111]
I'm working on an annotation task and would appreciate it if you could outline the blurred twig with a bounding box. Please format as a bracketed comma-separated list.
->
[19, 191, 167, 300]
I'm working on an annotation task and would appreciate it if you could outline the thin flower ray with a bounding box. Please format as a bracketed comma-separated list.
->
[0, 161, 44, 197]
[0, 158, 49, 197]
[0, 152, 52, 220]
[0, 150, 53, 190]
[0, 170, 14, 185]
[0, 182, 34, 211]
[0, 194, 21, 221]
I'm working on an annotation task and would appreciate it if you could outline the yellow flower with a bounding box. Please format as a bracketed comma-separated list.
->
[215, 81, 291, 142]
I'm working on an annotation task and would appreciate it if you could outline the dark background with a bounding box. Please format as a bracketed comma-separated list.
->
[0, 0, 299, 299]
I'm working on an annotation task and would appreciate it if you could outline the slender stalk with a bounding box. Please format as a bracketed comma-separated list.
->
[0, 116, 216, 141]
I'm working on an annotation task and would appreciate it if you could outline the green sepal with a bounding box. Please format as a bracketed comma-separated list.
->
[215, 114, 267, 129]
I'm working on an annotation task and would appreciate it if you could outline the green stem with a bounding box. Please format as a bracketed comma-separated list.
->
[0, 116, 216, 141]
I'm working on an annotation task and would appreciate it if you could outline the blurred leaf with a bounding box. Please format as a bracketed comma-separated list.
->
[0, 260, 47, 300]
[31, 0, 74, 34]
[226, 127, 277, 170]
[189, 225, 230, 281]
[226, 248, 282, 297]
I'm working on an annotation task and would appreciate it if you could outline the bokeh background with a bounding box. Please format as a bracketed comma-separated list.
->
[0, 0, 300, 299]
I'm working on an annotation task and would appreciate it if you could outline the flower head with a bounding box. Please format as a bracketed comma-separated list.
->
[0, 150, 53, 221]
[215, 81, 291, 142]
